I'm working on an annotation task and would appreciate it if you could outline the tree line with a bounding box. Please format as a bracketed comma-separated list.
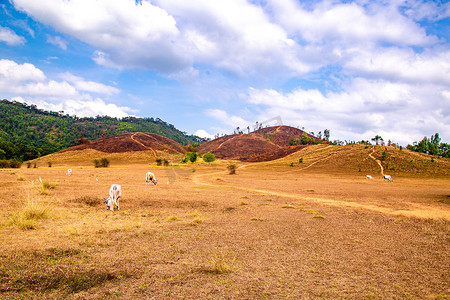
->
[0, 99, 204, 162]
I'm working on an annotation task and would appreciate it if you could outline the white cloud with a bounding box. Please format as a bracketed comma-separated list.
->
[12, 96, 135, 118]
[267, 0, 434, 47]
[194, 129, 214, 139]
[13, 0, 189, 73]
[0, 25, 25, 45]
[205, 108, 249, 128]
[46, 35, 67, 50]
[246, 78, 450, 145]
[344, 47, 450, 85]
[0, 59, 46, 82]
[60, 72, 120, 95]
[1, 59, 131, 118]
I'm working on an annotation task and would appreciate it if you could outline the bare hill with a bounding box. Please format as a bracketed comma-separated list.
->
[198, 125, 325, 162]
[59, 132, 186, 154]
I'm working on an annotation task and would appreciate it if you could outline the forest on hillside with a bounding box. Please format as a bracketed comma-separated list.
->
[0, 99, 203, 161]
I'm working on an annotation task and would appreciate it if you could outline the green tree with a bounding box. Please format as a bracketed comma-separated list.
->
[371, 135, 383, 145]
[202, 152, 215, 163]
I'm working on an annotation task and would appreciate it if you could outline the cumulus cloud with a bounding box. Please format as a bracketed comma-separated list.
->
[267, 0, 434, 46]
[1, 59, 131, 118]
[12, 96, 134, 118]
[11, 0, 442, 79]
[0, 25, 25, 45]
[194, 129, 214, 139]
[246, 78, 450, 145]
[13, 0, 189, 73]
[0, 59, 46, 83]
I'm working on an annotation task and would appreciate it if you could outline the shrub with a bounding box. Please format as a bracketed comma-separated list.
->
[203, 152, 215, 163]
[299, 158, 303, 163]
[182, 152, 199, 163]
[380, 151, 387, 161]
[47, 161, 52, 167]
[0, 159, 21, 168]
[155, 158, 162, 166]
[163, 159, 169, 166]
[227, 164, 237, 175]
[289, 162, 294, 167]
[26, 161, 31, 168]
[94, 158, 110, 168]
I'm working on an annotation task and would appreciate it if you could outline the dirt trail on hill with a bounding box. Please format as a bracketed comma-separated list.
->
[191, 168, 449, 221]
[297, 145, 334, 170]
[369, 147, 385, 176]
[131, 133, 157, 157]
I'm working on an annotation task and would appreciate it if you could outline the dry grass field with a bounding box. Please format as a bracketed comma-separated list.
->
[0, 145, 449, 299]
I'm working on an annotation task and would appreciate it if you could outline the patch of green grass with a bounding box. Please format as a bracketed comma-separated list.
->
[313, 215, 324, 219]
[251, 217, 264, 221]
[240, 202, 248, 206]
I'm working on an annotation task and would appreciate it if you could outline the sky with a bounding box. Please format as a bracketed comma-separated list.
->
[0, 0, 449, 145]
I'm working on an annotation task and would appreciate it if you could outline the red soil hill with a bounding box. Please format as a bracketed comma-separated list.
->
[60, 132, 186, 154]
[198, 126, 326, 162]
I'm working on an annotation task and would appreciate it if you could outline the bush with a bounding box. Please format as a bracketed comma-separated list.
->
[380, 151, 387, 161]
[182, 152, 199, 163]
[156, 158, 162, 166]
[0, 159, 22, 168]
[227, 164, 237, 175]
[47, 161, 52, 167]
[163, 159, 169, 166]
[94, 158, 110, 168]
[203, 152, 215, 163]
[298, 158, 303, 163]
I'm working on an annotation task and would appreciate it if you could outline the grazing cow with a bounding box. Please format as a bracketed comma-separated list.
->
[366, 175, 373, 180]
[383, 175, 393, 182]
[104, 184, 121, 211]
[67, 168, 72, 176]
[146, 172, 158, 185]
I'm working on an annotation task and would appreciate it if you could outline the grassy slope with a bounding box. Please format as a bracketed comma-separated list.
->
[261, 144, 450, 178]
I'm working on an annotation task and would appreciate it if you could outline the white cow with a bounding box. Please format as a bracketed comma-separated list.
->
[383, 175, 393, 182]
[66, 168, 72, 176]
[104, 184, 121, 211]
[146, 172, 158, 185]
[366, 175, 373, 180]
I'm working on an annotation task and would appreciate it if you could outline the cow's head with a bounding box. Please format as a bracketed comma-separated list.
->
[104, 197, 111, 210]
[152, 179, 158, 185]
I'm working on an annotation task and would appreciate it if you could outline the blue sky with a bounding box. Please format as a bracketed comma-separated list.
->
[1, 0, 449, 145]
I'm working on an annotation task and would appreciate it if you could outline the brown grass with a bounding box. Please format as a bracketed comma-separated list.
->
[0, 147, 449, 298]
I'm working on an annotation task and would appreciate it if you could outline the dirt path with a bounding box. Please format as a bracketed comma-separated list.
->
[131, 133, 157, 157]
[297, 145, 335, 170]
[369, 147, 384, 176]
[217, 136, 235, 150]
[191, 169, 449, 221]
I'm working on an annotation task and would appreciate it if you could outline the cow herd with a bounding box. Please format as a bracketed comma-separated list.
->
[65, 167, 393, 213]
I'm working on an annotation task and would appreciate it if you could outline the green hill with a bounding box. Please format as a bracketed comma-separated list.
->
[0, 99, 203, 161]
